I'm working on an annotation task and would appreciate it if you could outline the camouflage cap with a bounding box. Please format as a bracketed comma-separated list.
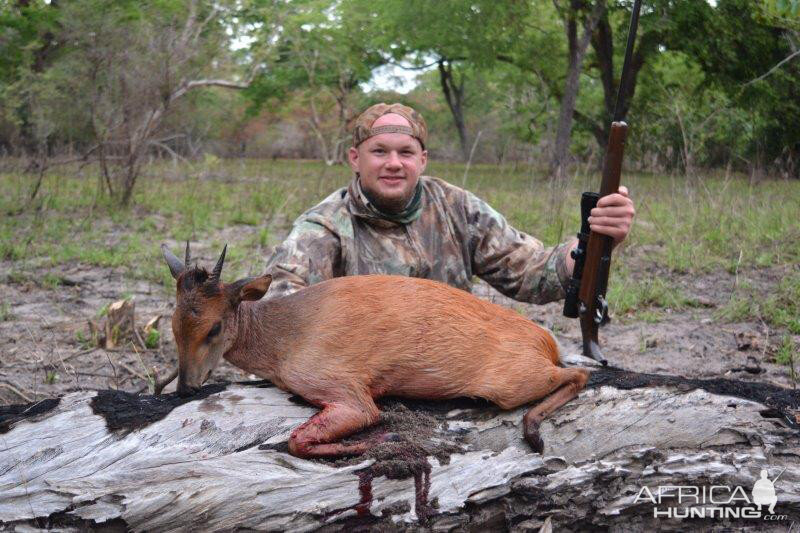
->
[352, 103, 428, 149]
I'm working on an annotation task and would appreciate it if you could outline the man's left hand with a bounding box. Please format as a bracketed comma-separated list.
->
[588, 186, 635, 247]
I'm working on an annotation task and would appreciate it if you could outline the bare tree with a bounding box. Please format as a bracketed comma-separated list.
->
[295, 47, 357, 166]
[63, 0, 251, 204]
[280, 14, 375, 167]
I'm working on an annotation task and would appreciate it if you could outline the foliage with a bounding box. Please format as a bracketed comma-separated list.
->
[662, 0, 800, 174]
[630, 51, 750, 172]
[242, 0, 384, 163]
[339, 0, 541, 160]
[145, 328, 161, 349]
[1, 0, 798, 182]
[760, 0, 800, 26]
[1, 0, 249, 204]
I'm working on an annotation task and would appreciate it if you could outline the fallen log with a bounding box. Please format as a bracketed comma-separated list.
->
[1, 367, 799, 532]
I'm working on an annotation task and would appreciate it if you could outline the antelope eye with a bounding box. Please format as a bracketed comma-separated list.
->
[207, 322, 222, 340]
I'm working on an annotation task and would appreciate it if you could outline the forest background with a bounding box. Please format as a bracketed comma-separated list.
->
[0, 0, 799, 404]
[3, 0, 800, 191]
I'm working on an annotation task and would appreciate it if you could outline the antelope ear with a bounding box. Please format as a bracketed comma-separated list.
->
[227, 275, 272, 305]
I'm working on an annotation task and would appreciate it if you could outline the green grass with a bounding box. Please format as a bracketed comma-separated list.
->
[775, 335, 797, 366]
[717, 271, 800, 334]
[144, 328, 160, 349]
[431, 163, 800, 275]
[631, 177, 800, 274]
[75, 330, 92, 349]
[0, 159, 346, 291]
[607, 274, 702, 319]
[0, 301, 14, 322]
[2, 159, 799, 304]
[44, 369, 59, 385]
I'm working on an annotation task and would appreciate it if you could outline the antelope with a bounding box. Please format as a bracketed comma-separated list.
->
[162, 243, 590, 459]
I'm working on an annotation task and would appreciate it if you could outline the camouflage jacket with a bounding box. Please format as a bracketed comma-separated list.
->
[265, 176, 573, 304]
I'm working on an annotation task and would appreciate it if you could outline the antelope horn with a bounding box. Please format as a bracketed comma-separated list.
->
[161, 244, 186, 280]
[184, 240, 191, 267]
[211, 244, 227, 281]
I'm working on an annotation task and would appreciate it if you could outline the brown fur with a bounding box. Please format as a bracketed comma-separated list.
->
[171, 273, 589, 458]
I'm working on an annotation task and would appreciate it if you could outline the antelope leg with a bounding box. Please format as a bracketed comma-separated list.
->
[288, 400, 382, 458]
[523, 367, 589, 453]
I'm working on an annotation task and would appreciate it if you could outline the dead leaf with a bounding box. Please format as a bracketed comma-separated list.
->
[735, 331, 760, 351]
[143, 314, 161, 335]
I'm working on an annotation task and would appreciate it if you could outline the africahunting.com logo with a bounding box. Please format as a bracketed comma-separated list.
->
[634, 468, 788, 521]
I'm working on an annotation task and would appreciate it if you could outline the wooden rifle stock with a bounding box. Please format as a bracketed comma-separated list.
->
[566, 121, 628, 364]
[563, 0, 639, 364]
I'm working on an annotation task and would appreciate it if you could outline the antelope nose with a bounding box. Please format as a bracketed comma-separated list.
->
[177, 381, 199, 398]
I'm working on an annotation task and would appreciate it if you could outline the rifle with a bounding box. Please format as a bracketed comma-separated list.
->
[563, 0, 642, 365]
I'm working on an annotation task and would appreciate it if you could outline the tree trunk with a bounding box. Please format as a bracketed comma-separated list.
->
[2, 365, 798, 531]
[120, 149, 143, 206]
[550, 0, 605, 181]
[438, 59, 469, 161]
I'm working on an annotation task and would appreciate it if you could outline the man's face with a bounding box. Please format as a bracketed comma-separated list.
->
[348, 113, 427, 212]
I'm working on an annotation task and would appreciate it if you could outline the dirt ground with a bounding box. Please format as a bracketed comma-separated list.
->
[0, 231, 797, 406]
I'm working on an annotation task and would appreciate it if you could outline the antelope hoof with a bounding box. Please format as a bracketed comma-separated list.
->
[524, 422, 544, 454]
[379, 432, 403, 443]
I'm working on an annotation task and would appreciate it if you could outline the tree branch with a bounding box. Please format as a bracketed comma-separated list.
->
[183, 78, 251, 93]
[742, 48, 800, 87]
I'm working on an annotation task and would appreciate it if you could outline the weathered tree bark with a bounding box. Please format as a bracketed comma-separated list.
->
[1, 366, 798, 532]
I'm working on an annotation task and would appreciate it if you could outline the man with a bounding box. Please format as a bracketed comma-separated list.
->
[266, 103, 635, 304]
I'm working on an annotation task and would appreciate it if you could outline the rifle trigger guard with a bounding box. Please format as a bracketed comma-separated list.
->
[594, 296, 609, 325]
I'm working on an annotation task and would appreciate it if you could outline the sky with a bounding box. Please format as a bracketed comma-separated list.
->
[363, 62, 432, 94]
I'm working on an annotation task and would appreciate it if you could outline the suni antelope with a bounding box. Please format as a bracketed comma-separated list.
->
[162, 243, 590, 458]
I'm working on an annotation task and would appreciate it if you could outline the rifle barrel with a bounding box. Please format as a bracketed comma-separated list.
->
[613, 0, 643, 122]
